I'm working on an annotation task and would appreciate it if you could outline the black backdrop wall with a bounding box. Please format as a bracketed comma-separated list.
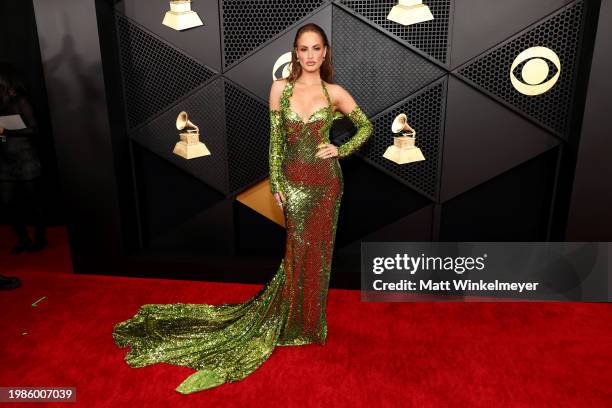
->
[29, 0, 610, 287]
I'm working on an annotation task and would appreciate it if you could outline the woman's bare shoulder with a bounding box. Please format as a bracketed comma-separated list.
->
[269, 78, 289, 109]
[271, 78, 288, 92]
[325, 82, 341, 90]
[325, 83, 354, 109]
[326, 82, 351, 98]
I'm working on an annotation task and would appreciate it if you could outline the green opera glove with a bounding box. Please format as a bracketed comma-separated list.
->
[336, 105, 373, 158]
[269, 109, 286, 194]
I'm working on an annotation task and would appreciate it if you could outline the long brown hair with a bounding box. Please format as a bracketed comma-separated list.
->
[286, 23, 333, 84]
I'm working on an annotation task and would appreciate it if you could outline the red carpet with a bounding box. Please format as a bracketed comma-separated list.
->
[0, 227, 611, 407]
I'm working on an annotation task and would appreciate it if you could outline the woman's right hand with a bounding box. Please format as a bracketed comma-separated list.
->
[273, 192, 286, 208]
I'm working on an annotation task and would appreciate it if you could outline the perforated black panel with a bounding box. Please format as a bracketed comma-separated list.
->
[115, 13, 216, 128]
[105, 0, 593, 256]
[333, 7, 445, 117]
[337, 0, 451, 64]
[222, 0, 328, 68]
[337, 78, 446, 200]
[455, 0, 585, 139]
[130, 78, 229, 194]
[224, 80, 271, 193]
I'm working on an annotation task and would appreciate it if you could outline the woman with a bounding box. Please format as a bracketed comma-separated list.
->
[113, 23, 373, 394]
[0, 70, 46, 254]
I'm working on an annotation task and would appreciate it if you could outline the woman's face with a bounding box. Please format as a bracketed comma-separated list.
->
[295, 31, 327, 73]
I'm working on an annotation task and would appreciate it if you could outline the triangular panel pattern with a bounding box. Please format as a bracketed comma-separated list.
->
[224, 80, 271, 193]
[114, 0, 222, 71]
[115, 13, 216, 128]
[222, 0, 328, 68]
[449, 0, 574, 69]
[338, 204, 433, 255]
[440, 149, 559, 241]
[224, 4, 333, 101]
[131, 78, 229, 194]
[150, 199, 235, 254]
[336, 78, 446, 201]
[441, 77, 560, 202]
[337, 0, 451, 64]
[334, 159, 432, 248]
[132, 144, 226, 239]
[455, 0, 585, 139]
[333, 7, 445, 117]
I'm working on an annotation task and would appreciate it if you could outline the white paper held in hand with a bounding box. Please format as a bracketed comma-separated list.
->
[0, 114, 26, 130]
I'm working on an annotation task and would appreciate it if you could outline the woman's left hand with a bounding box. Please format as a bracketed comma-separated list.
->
[316, 143, 338, 159]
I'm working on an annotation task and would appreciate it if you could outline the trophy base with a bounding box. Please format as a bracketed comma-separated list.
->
[173, 141, 210, 159]
[387, 3, 434, 26]
[383, 145, 426, 164]
[162, 10, 204, 31]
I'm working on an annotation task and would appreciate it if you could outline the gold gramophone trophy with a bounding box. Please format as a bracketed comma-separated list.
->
[173, 111, 210, 159]
[383, 113, 425, 164]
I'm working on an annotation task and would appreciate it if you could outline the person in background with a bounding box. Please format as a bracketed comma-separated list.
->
[0, 69, 47, 255]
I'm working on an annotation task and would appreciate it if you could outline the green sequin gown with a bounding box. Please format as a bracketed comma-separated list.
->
[112, 79, 373, 394]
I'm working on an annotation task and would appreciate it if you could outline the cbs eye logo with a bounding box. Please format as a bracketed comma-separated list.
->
[272, 52, 293, 81]
[510, 46, 561, 96]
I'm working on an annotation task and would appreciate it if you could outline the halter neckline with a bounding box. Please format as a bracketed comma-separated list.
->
[285, 79, 331, 125]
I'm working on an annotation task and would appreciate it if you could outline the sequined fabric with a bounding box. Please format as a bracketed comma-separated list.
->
[112, 79, 373, 394]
